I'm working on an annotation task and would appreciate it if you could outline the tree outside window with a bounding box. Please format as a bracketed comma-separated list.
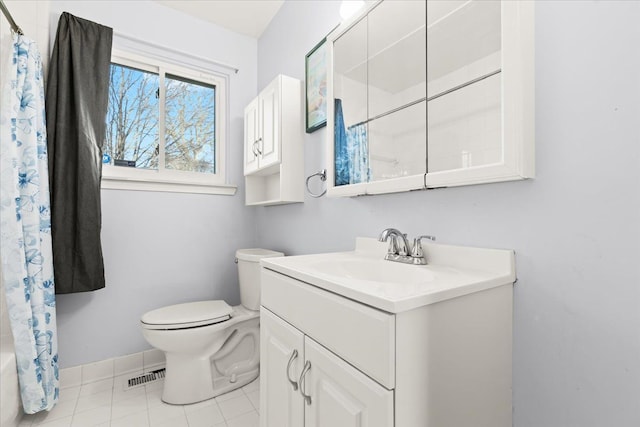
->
[104, 63, 217, 175]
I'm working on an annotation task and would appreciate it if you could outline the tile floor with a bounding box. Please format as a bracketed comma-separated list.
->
[19, 375, 260, 427]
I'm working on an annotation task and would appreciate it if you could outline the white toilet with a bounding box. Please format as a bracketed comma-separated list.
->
[140, 248, 283, 405]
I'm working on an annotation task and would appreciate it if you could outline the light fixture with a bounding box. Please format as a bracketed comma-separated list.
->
[339, 0, 365, 21]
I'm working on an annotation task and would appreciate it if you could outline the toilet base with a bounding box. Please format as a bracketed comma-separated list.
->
[155, 307, 260, 405]
[211, 368, 259, 398]
[162, 354, 259, 404]
[162, 353, 216, 404]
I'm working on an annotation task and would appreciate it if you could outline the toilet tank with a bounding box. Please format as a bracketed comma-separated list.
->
[236, 249, 284, 310]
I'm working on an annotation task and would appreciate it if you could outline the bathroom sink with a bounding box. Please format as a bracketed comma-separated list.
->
[309, 257, 434, 285]
[260, 237, 516, 313]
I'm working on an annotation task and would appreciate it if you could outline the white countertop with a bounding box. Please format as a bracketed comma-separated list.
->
[261, 238, 516, 313]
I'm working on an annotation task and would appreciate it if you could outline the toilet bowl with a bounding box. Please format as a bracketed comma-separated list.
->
[140, 248, 283, 404]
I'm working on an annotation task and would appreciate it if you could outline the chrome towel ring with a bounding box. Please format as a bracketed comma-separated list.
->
[305, 169, 327, 198]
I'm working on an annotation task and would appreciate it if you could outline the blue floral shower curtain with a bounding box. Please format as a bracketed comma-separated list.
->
[334, 98, 370, 186]
[0, 34, 59, 413]
[334, 99, 349, 185]
[346, 123, 370, 184]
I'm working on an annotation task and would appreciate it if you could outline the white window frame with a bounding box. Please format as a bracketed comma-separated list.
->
[101, 49, 236, 195]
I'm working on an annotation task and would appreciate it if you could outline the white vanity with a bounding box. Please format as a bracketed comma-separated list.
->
[260, 238, 516, 427]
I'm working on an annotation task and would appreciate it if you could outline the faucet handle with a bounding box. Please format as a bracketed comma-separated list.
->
[411, 235, 436, 258]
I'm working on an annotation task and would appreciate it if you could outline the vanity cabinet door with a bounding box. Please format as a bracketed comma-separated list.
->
[260, 307, 304, 427]
[303, 337, 394, 427]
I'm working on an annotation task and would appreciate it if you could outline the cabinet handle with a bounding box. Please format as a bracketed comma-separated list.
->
[252, 141, 258, 157]
[286, 349, 299, 391]
[256, 138, 263, 155]
[299, 360, 312, 405]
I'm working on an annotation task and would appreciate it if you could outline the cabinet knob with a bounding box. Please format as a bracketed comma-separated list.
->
[286, 349, 299, 391]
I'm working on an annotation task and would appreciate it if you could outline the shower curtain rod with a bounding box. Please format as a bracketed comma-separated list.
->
[346, 68, 502, 129]
[0, 0, 23, 35]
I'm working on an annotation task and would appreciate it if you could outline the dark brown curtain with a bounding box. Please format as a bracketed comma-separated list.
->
[45, 12, 112, 294]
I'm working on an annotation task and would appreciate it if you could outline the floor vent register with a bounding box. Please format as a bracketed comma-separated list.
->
[126, 368, 166, 390]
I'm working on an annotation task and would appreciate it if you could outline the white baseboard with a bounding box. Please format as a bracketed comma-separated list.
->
[59, 349, 165, 389]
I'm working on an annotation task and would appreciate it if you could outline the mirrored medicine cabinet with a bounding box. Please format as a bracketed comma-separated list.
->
[325, 0, 534, 197]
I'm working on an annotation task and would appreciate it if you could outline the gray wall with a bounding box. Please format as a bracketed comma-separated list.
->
[256, 1, 640, 426]
[46, 0, 259, 368]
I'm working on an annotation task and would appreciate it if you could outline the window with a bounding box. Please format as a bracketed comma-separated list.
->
[102, 50, 234, 194]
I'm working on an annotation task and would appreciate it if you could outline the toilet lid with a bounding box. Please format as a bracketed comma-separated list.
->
[141, 300, 232, 330]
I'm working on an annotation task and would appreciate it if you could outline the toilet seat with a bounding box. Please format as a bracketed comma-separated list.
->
[141, 300, 232, 330]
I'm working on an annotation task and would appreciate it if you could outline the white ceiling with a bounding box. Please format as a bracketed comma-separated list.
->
[154, 0, 285, 39]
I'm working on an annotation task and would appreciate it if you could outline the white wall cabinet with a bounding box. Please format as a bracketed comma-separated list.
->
[260, 307, 394, 427]
[244, 74, 303, 206]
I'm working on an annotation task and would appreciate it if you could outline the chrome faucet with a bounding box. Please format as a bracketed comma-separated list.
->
[378, 228, 410, 256]
[378, 229, 435, 265]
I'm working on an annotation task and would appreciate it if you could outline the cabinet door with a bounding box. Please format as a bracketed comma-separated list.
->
[260, 307, 304, 427]
[303, 337, 394, 427]
[258, 77, 281, 169]
[244, 97, 260, 175]
[425, 0, 534, 188]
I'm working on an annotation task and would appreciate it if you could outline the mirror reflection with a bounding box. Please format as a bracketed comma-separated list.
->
[333, 0, 426, 186]
[331, 0, 505, 190]
[427, 0, 502, 172]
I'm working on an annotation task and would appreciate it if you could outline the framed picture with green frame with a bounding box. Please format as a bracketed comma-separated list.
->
[305, 37, 328, 133]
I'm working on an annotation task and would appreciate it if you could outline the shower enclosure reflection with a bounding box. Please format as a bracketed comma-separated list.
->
[332, 0, 426, 187]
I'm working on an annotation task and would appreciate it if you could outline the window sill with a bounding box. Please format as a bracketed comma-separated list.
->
[101, 175, 237, 195]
